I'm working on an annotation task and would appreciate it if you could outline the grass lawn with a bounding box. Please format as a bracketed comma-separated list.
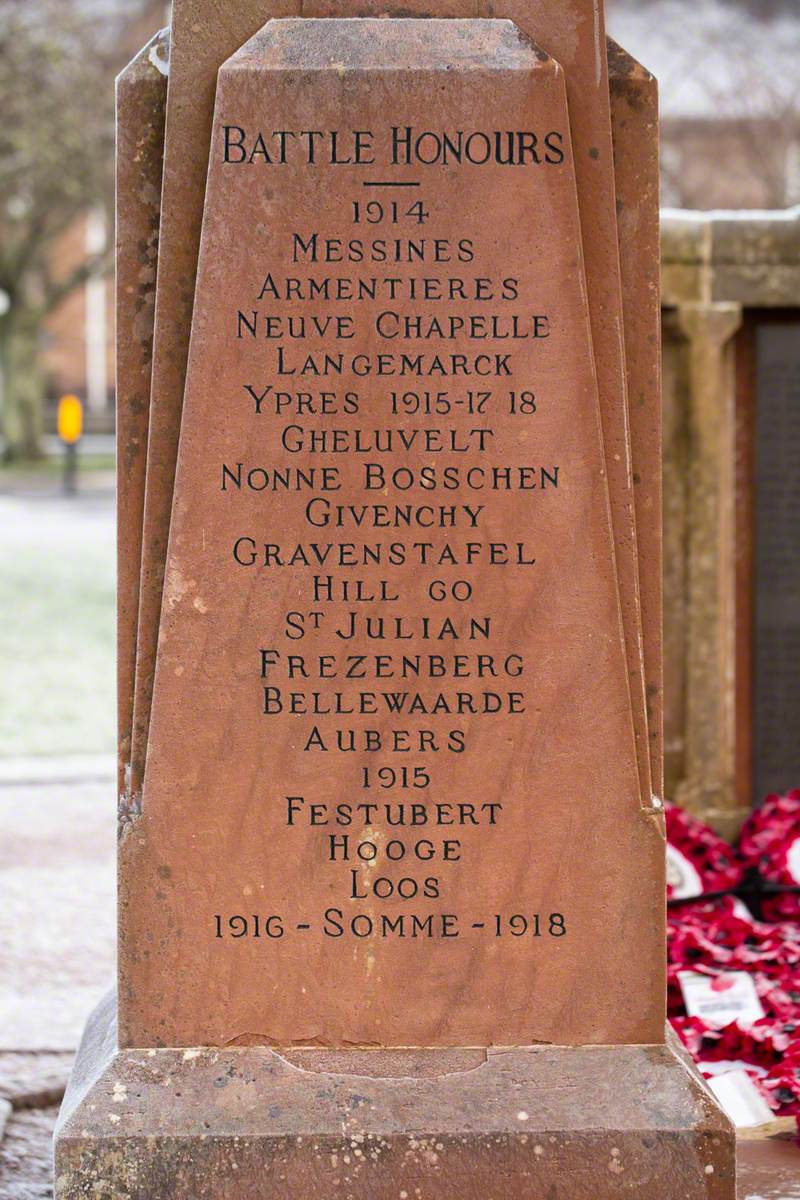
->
[0, 454, 116, 477]
[0, 475, 116, 758]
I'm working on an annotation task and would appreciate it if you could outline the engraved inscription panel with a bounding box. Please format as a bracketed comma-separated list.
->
[119, 18, 663, 1050]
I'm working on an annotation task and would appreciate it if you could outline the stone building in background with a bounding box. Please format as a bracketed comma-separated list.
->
[661, 207, 800, 835]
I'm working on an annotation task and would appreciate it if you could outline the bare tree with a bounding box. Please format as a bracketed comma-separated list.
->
[696, 37, 800, 209]
[0, 0, 118, 460]
[610, 0, 800, 210]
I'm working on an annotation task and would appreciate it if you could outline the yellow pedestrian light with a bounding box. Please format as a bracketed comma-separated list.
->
[58, 394, 83, 445]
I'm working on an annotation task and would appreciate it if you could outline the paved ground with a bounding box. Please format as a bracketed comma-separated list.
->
[0, 759, 115, 1198]
[0, 1106, 62, 1200]
[738, 1133, 800, 1199]
[0, 775, 116, 1051]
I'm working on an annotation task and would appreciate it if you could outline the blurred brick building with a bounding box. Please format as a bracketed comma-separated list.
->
[42, 0, 168, 427]
[608, 0, 800, 209]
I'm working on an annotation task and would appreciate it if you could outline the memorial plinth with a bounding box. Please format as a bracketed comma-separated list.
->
[56, 993, 734, 1200]
[56, 9, 735, 1199]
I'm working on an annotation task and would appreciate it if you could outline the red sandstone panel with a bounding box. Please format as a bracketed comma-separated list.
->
[119, 18, 664, 1049]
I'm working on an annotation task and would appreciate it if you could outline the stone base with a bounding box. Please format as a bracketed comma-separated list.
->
[54, 992, 735, 1199]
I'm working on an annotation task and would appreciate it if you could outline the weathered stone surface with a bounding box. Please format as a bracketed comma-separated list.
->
[660, 207, 800, 837]
[54, 992, 736, 1200]
[129, 0, 652, 824]
[118, 15, 663, 1051]
[608, 39, 664, 802]
[672, 302, 744, 833]
[662, 206, 800, 308]
[115, 29, 168, 804]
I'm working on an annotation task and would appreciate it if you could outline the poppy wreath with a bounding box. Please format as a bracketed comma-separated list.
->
[666, 796, 800, 1134]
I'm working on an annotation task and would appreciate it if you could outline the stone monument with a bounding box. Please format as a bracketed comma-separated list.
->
[55, 6, 735, 1197]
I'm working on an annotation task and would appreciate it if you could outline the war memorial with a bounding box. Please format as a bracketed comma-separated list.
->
[54, 4, 737, 1195]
